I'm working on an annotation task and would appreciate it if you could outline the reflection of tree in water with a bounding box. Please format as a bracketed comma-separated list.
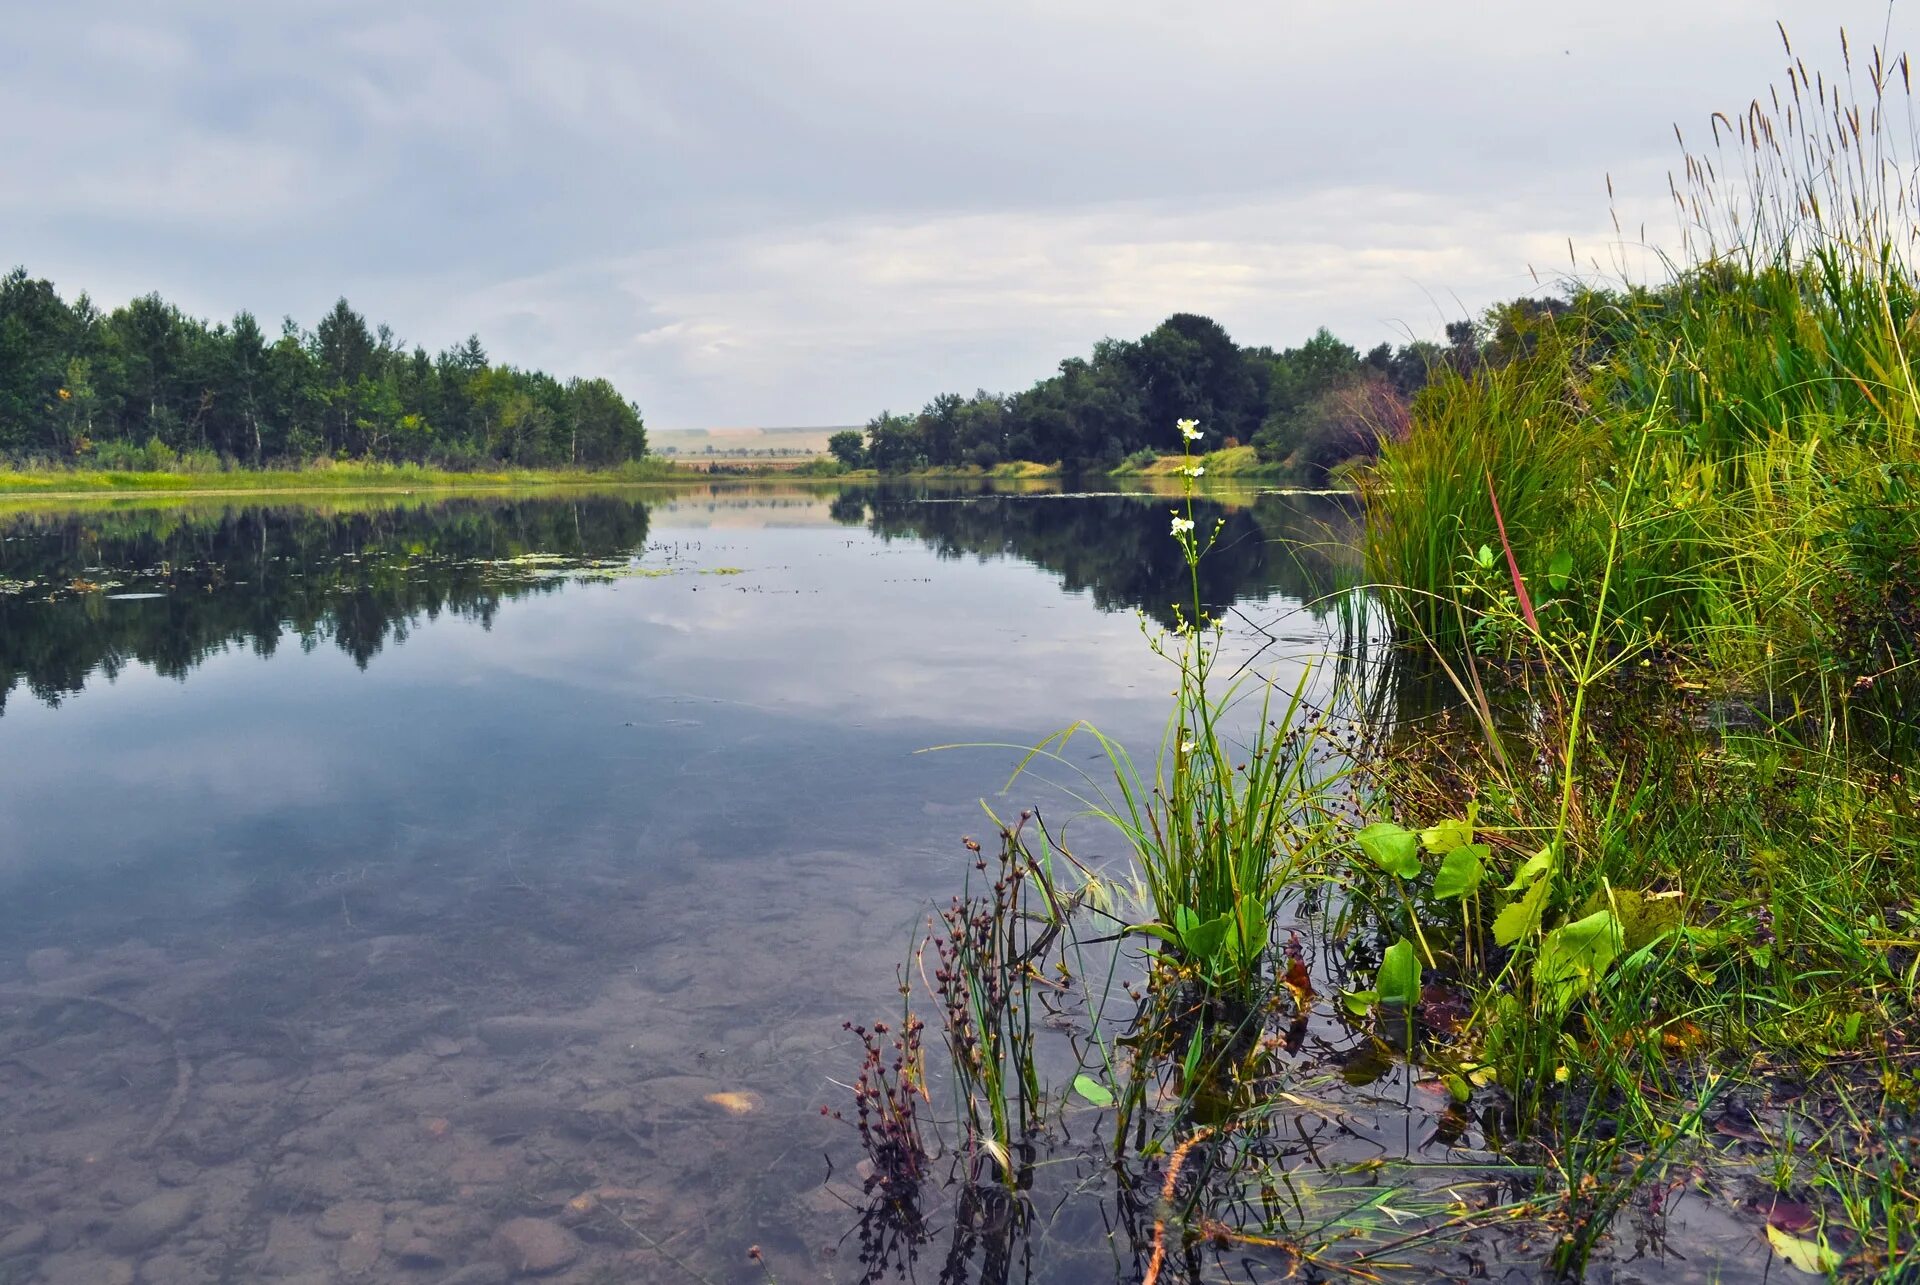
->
[836, 484, 1360, 628]
[0, 498, 652, 715]
[0, 485, 1362, 717]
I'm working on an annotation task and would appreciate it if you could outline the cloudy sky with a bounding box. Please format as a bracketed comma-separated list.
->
[1, 2, 1911, 428]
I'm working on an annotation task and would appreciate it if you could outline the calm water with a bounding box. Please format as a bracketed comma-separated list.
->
[0, 485, 1756, 1284]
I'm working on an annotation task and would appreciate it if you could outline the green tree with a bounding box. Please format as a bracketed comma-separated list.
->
[865, 412, 922, 473]
[826, 428, 866, 468]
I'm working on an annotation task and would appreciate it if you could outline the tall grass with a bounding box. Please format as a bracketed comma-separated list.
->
[1351, 23, 1920, 1279]
[1368, 24, 1920, 699]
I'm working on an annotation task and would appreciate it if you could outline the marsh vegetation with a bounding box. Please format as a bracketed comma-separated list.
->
[829, 27, 1920, 1285]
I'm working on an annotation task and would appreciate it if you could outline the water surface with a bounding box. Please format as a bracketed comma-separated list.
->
[0, 484, 1773, 1284]
[0, 483, 1380, 1283]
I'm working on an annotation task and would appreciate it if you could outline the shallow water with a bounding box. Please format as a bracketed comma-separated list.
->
[0, 484, 1765, 1283]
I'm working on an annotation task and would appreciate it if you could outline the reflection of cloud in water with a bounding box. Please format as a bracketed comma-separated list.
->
[0, 488, 1350, 894]
[443, 526, 1322, 736]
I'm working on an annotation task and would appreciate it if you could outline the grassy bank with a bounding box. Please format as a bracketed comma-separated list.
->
[0, 457, 698, 499]
[0, 451, 1356, 499]
[1107, 442, 1322, 482]
[1342, 36, 1920, 1276]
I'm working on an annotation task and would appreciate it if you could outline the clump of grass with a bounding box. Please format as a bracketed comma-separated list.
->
[926, 814, 1054, 1187]
[829, 1008, 931, 1207]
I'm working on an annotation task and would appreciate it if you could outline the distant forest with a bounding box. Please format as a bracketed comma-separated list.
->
[838, 302, 1569, 478]
[0, 268, 646, 469]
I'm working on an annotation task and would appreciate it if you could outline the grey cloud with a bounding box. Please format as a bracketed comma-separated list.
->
[0, 0, 1909, 426]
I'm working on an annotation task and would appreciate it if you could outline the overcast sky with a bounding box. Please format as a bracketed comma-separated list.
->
[1, 2, 1911, 428]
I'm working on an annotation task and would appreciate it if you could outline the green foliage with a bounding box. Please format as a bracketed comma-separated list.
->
[859, 314, 1445, 473]
[1375, 937, 1422, 1007]
[825, 428, 866, 468]
[0, 269, 646, 469]
[1429, 844, 1485, 900]
[1356, 821, 1420, 878]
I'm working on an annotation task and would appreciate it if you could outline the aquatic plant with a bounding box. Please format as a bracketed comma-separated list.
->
[829, 1007, 931, 1207]
[926, 814, 1053, 1187]
[835, 28, 1920, 1280]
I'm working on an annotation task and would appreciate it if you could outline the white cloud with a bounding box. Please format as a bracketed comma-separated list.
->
[411, 176, 1674, 425]
[0, 0, 1908, 426]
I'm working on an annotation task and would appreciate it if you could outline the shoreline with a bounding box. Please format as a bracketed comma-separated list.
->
[0, 464, 1354, 506]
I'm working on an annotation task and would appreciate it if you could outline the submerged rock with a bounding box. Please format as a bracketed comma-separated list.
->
[475, 1016, 597, 1052]
[441, 1266, 510, 1285]
[42, 1253, 135, 1285]
[0, 1222, 47, 1258]
[101, 1189, 198, 1254]
[24, 946, 72, 981]
[490, 1218, 580, 1276]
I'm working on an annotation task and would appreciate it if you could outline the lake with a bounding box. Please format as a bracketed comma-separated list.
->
[0, 484, 1759, 1284]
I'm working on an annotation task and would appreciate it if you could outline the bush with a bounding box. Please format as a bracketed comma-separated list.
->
[1292, 377, 1409, 479]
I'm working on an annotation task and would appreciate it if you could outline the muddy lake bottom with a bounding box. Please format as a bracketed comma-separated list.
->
[0, 486, 1789, 1282]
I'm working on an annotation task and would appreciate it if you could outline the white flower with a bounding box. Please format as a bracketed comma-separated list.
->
[1180, 739, 1197, 754]
[1170, 515, 1195, 537]
[1184, 465, 1206, 478]
[1176, 419, 1204, 441]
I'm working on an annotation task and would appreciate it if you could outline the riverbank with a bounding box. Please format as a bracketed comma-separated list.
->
[0, 453, 1350, 503]
[0, 459, 696, 501]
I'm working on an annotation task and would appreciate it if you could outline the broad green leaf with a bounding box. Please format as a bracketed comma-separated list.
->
[1357, 822, 1422, 878]
[1503, 844, 1554, 891]
[1534, 909, 1624, 1006]
[1342, 990, 1378, 1017]
[1765, 1223, 1842, 1274]
[1180, 913, 1233, 961]
[1432, 844, 1488, 900]
[1547, 550, 1574, 591]
[1375, 937, 1422, 1006]
[1580, 886, 1683, 952]
[1476, 544, 1495, 570]
[1235, 897, 1264, 964]
[1419, 802, 1478, 854]
[1493, 874, 1552, 946]
[1072, 1074, 1115, 1108]
[1441, 1073, 1471, 1104]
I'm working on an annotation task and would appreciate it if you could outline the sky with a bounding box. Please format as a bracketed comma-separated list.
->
[1, 1, 1912, 429]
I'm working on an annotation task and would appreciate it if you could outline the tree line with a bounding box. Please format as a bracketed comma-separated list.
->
[0, 268, 647, 469]
[834, 302, 1570, 478]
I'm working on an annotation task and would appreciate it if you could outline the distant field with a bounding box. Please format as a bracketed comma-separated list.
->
[651, 426, 851, 458]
